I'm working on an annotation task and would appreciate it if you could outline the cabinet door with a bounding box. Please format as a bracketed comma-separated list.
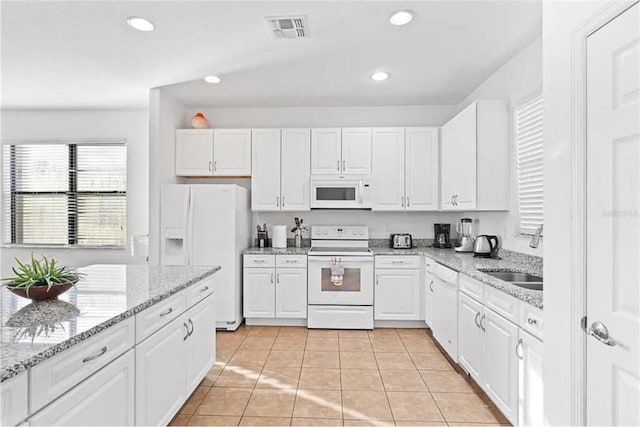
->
[342, 128, 372, 174]
[276, 268, 307, 318]
[135, 317, 186, 426]
[482, 308, 519, 425]
[372, 128, 405, 211]
[213, 129, 252, 176]
[243, 268, 275, 318]
[185, 296, 216, 395]
[251, 129, 281, 211]
[1, 372, 28, 427]
[405, 127, 439, 211]
[176, 129, 214, 176]
[30, 351, 135, 426]
[457, 292, 483, 382]
[374, 269, 421, 320]
[281, 129, 311, 211]
[424, 270, 434, 327]
[519, 331, 544, 427]
[311, 128, 341, 175]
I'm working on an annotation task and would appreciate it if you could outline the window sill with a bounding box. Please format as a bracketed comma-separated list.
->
[2, 244, 126, 250]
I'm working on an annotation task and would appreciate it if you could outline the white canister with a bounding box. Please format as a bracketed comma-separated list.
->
[272, 225, 287, 249]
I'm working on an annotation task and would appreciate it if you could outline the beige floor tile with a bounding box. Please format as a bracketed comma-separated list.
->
[291, 418, 343, 426]
[214, 366, 261, 388]
[374, 352, 415, 370]
[409, 353, 453, 371]
[395, 422, 447, 426]
[432, 392, 508, 424]
[187, 415, 241, 426]
[341, 390, 393, 421]
[299, 368, 342, 390]
[419, 370, 476, 393]
[338, 330, 370, 338]
[340, 351, 378, 369]
[402, 339, 440, 354]
[266, 350, 305, 368]
[279, 327, 309, 337]
[239, 417, 291, 426]
[217, 340, 243, 354]
[170, 414, 192, 426]
[379, 369, 427, 392]
[371, 339, 406, 353]
[386, 391, 444, 422]
[231, 325, 249, 336]
[246, 326, 281, 337]
[343, 421, 394, 427]
[273, 336, 307, 351]
[217, 349, 236, 364]
[229, 349, 270, 368]
[240, 336, 276, 350]
[303, 351, 340, 368]
[196, 387, 252, 416]
[306, 338, 340, 351]
[180, 386, 211, 414]
[308, 330, 339, 338]
[244, 388, 297, 417]
[396, 329, 429, 338]
[367, 329, 399, 338]
[257, 366, 301, 389]
[340, 369, 384, 391]
[293, 389, 343, 419]
[339, 338, 373, 352]
[200, 365, 224, 386]
[447, 423, 511, 426]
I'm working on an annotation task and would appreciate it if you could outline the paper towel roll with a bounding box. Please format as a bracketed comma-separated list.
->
[272, 225, 287, 249]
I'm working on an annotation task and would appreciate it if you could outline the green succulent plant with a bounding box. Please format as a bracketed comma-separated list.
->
[2, 254, 83, 297]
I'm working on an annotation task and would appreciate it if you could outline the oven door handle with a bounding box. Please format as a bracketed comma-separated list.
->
[308, 256, 373, 263]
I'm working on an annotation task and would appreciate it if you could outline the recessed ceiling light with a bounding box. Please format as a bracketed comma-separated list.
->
[370, 71, 389, 81]
[126, 16, 155, 32]
[390, 10, 413, 26]
[204, 75, 221, 84]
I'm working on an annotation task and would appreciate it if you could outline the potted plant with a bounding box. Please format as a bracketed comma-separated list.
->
[2, 254, 84, 301]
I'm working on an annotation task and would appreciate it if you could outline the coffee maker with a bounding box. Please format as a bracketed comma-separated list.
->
[433, 224, 452, 248]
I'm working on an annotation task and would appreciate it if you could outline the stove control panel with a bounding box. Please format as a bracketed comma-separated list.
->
[311, 225, 369, 240]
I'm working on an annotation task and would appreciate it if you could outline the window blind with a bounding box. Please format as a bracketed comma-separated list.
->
[2, 141, 127, 247]
[515, 95, 544, 235]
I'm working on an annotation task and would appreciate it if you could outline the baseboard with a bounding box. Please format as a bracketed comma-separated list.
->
[374, 320, 429, 328]
[245, 318, 308, 326]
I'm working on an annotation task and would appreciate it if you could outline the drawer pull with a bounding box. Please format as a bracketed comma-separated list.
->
[516, 338, 523, 360]
[474, 312, 481, 329]
[183, 323, 189, 341]
[285, 260, 297, 263]
[253, 259, 266, 263]
[82, 346, 107, 363]
[159, 307, 173, 317]
[200, 286, 209, 293]
[527, 318, 538, 325]
[392, 260, 404, 264]
[188, 319, 195, 337]
[479, 314, 486, 332]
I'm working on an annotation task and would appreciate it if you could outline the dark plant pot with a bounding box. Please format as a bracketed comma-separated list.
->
[7, 282, 74, 301]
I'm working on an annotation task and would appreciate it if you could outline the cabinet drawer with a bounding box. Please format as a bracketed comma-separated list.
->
[136, 292, 186, 343]
[424, 257, 436, 274]
[519, 303, 544, 340]
[459, 274, 484, 302]
[483, 285, 519, 324]
[375, 256, 421, 269]
[276, 255, 307, 268]
[1, 372, 28, 427]
[434, 263, 458, 285]
[187, 277, 215, 308]
[244, 254, 275, 268]
[30, 317, 135, 413]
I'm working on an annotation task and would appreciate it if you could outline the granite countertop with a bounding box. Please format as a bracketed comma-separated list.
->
[244, 247, 310, 255]
[0, 264, 220, 382]
[373, 247, 543, 310]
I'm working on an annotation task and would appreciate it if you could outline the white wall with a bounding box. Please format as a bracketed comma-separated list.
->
[0, 109, 149, 274]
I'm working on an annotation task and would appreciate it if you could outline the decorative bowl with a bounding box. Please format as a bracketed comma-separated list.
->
[7, 281, 75, 301]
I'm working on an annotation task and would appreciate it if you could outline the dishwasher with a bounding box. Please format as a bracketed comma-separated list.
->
[431, 263, 459, 361]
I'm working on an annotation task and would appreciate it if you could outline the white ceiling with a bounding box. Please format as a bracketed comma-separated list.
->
[1, 1, 541, 109]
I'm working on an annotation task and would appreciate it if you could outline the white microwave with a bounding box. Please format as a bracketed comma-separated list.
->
[310, 176, 373, 209]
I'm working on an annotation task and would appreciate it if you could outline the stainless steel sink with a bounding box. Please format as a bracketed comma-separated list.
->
[481, 271, 543, 291]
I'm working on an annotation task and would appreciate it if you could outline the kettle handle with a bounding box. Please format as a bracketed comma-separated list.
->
[488, 236, 499, 254]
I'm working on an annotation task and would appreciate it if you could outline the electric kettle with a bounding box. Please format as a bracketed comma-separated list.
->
[473, 235, 499, 258]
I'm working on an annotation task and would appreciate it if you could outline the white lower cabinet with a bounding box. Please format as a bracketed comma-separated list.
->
[424, 261, 435, 327]
[1, 372, 28, 427]
[243, 267, 276, 318]
[276, 268, 307, 318]
[184, 298, 216, 395]
[457, 292, 483, 382]
[30, 350, 135, 426]
[518, 330, 544, 427]
[374, 269, 421, 320]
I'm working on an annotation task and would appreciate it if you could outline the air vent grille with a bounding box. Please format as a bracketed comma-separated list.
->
[266, 16, 307, 39]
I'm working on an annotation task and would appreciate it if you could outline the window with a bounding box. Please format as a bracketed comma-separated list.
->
[2, 141, 126, 247]
[515, 94, 544, 235]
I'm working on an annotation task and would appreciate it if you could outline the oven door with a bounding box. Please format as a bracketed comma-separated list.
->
[310, 178, 371, 209]
[308, 256, 374, 305]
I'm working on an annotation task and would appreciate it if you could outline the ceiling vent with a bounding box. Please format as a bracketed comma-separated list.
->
[266, 16, 307, 39]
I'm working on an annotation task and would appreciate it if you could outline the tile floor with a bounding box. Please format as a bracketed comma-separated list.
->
[170, 326, 510, 427]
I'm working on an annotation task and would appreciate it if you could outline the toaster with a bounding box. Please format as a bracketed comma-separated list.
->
[391, 233, 413, 249]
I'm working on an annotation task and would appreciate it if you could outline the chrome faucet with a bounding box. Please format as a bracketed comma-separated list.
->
[529, 224, 543, 248]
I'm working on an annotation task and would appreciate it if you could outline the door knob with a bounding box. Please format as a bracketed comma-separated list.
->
[587, 320, 617, 346]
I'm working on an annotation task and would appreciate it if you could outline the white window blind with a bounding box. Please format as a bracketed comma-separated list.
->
[2, 141, 127, 247]
[515, 95, 544, 235]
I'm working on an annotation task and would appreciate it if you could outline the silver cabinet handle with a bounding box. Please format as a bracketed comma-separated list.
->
[200, 285, 209, 293]
[337, 160, 340, 171]
[159, 307, 173, 317]
[474, 312, 481, 329]
[276, 196, 280, 207]
[401, 196, 405, 207]
[342, 160, 346, 171]
[208, 160, 212, 172]
[183, 323, 189, 341]
[254, 259, 265, 263]
[276, 273, 280, 284]
[214, 160, 217, 172]
[429, 280, 434, 292]
[451, 195, 455, 206]
[282, 196, 285, 207]
[82, 346, 107, 363]
[392, 260, 404, 264]
[285, 260, 297, 263]
[376, 275, 379, 286]
[188, 319, 194, 336]
[479, 314, 486, 331]
[454, 195, 459, 206]
[270, 272, 274, 283]
[587, 321, 617, 346]
[527, 318, 537, 325]
[516, 338, 523, 359]
[407, 196, 410, 207]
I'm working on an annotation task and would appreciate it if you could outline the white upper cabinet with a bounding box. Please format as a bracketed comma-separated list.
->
[176, 129, 214, 176]
[213, 129, 252, 176]
[405, 127, 439, 210]
[341, 128, 372, 175]
[251, 129, 281, 211]
[440, 100, 509, 211]
[281, 129, 311, 211]
[311, 128, 342, 175]
[372, 128, 405, 210]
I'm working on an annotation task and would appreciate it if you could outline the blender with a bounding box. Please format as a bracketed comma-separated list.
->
[455, 218, 475, 253]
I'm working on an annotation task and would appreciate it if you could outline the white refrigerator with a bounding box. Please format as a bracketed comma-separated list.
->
[160, 184, 250, 331]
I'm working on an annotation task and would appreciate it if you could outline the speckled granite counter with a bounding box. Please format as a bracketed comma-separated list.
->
[373, 247, 543, 310]
[0, 264, 220, 382]
[244, 247, 310, 255]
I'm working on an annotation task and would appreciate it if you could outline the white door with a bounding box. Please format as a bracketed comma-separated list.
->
[342, 128, 372, 174]
[518, 330, 544, 427]
[175, 129, 214, 176]
[29, 351, 135, 426]
[405, 127, 439, 211]
[135, 318, 186, 426]
[251, 129, 281, 211]
[243, 268, 275, 318]
[311, 128, 341, 175]
[281, 129, 311, 211]
[213, 129, 252, 175]
[374, 269, 421, 320]
[275, 267, 307, 318]
[372, 128, 405, 211]
[457, 292, 483, 382]
[586, 4, 640, 425]
[481, 308, 518, 425]
[184, 296, 216, 395]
